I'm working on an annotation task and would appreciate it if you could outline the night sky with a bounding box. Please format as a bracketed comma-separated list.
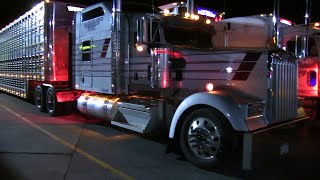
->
[0, 0, 319, 29]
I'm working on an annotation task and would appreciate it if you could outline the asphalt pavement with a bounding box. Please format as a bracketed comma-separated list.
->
[0, 92, 319, 180]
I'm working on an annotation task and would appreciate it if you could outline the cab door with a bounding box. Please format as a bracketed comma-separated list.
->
[79, 37, 93, 89]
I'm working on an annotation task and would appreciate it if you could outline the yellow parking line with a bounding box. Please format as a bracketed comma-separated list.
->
[84, 128, 136, 141]
[1, 104, 135, 180]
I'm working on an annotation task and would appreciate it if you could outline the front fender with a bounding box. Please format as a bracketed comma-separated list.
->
[169, 91, 249, 138]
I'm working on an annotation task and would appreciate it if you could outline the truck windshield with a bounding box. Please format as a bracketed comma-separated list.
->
[163, 26, 213, 49]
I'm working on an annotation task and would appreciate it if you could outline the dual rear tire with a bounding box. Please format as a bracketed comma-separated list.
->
[35, 86, 46, 112]
[35, 86, 66, 116]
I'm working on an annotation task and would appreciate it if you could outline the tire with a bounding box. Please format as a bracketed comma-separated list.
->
[35, 85, 46, 112]
[46, 87, 62, 116]
[304, 100, 320, 121]
[179, 108, 235, 169]
[311, 103, 320, 121]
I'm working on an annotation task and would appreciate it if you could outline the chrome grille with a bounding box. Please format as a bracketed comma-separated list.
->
[270, 53, 298, 122]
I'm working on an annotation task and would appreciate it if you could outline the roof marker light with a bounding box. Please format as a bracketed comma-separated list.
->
[280, 18, 292, 26]
[67, 5, 84, 12]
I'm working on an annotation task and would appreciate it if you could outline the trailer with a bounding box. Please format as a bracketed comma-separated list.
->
[0, 1, 84, 114]
[0, 0, 308, 169]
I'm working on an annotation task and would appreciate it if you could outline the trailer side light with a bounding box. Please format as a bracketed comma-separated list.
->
[206, 83, 214, 91]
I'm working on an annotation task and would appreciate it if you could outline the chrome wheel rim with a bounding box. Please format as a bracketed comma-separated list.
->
[35, 88, 42, 108]
[187, 117, 221, 160]
[47, 91, 54, 111]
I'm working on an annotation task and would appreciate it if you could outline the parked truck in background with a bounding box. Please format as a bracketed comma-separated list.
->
[280, 24, 320, 120]
[0, 0, 308, 169]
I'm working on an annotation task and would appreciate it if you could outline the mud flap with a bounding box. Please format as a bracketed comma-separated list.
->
[242, 118, 307, 170]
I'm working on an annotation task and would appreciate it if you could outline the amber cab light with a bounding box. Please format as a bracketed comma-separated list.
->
[206, 83, 214, 91]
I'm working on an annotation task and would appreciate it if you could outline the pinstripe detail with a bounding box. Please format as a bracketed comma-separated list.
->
[232, 52, 262, 80]
[100, 38, 111, 58]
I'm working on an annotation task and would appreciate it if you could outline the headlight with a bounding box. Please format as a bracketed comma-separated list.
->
[247, 103, 264, 118]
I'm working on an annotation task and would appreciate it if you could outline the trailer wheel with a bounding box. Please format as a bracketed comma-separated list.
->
[46, 87, 61, 116]
[179, 108, 234, 169]
[35, 85, 46, 112]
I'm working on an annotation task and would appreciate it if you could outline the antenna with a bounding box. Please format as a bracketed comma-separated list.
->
[305, 0, 310, 25]
[273, 0, 280, 47]
[305, 0, 310, 57]
[152, 0, 155, 14]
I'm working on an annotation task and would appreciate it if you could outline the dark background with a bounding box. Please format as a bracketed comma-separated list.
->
[0, 0, 319, 28]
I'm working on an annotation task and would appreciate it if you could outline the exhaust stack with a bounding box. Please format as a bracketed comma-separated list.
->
[273, 0, 280, 48]
[304, 0, 310, 56]
[305, 0, 310, 25]
[112, 0, 123, 94]
[187, 0, 194, 15]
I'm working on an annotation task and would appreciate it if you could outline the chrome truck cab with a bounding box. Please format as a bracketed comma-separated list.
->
[73, 1, 308, 169]
[135, 15, 306, 128]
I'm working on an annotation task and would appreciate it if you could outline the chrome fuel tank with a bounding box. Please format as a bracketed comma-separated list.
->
[77, 93, 119, 120]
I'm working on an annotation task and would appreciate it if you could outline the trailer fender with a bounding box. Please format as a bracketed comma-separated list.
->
[169, 91, 248, 138]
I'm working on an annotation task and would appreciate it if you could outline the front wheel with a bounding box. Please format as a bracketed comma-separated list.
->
[179, 108, 235, 169]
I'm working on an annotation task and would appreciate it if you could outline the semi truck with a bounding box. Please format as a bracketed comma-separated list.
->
[212, 14, 320, 120]
[0, 0, 308, 169]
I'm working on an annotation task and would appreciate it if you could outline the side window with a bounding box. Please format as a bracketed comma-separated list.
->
[286, 37, 304, 57]
[81, 41, 91, 61]
[286, 40, 296, 54]
[151, 22, 161, 42]
[308, 38, 318, 57]
[82, 7, 104, 22]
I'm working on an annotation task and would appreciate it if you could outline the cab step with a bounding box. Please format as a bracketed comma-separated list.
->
[111, 99, 163, 134]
